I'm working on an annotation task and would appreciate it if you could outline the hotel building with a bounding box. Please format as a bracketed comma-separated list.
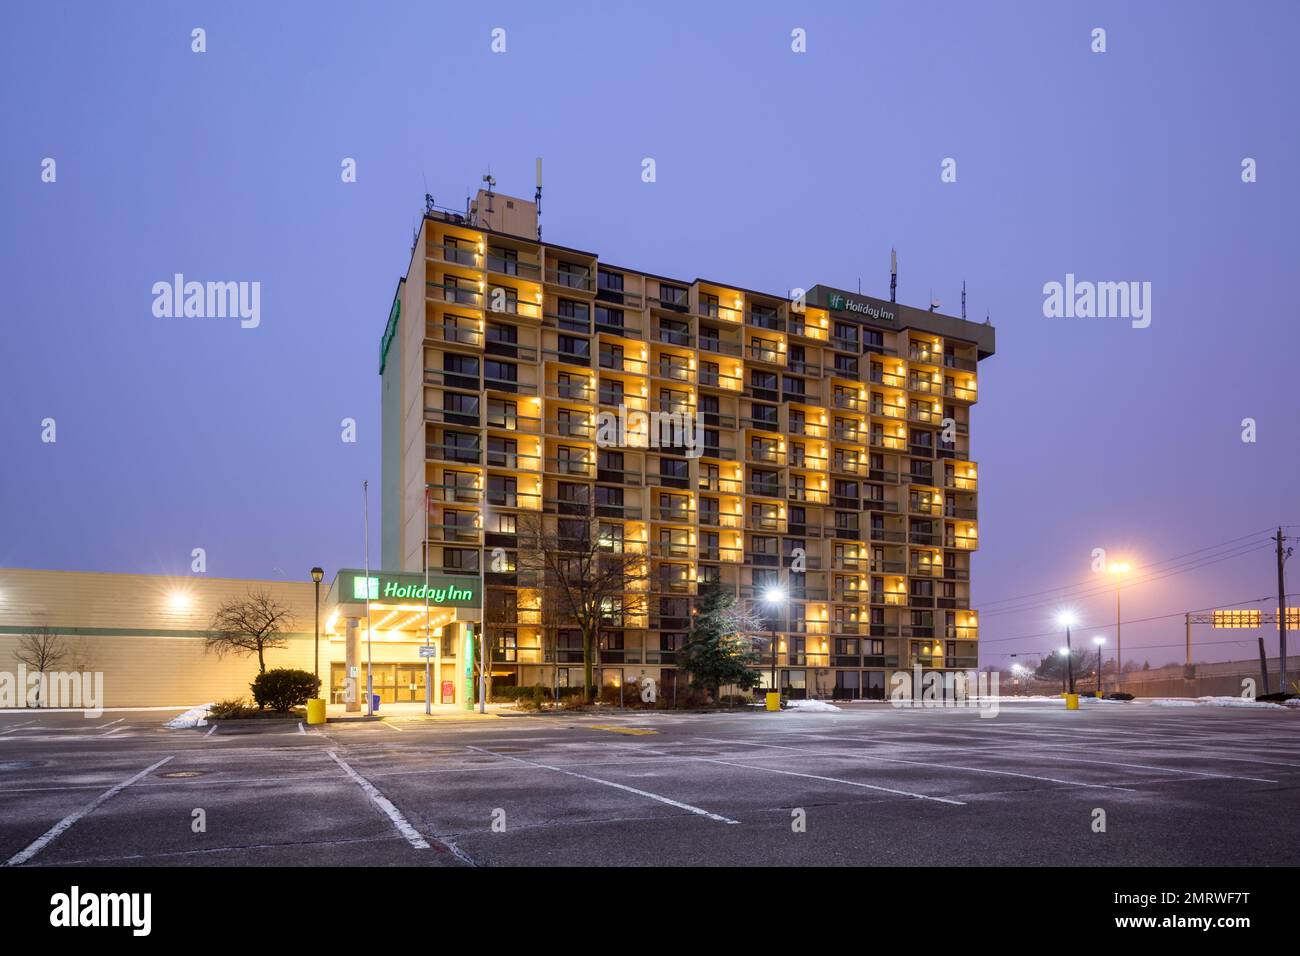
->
[380, 186, 995, 700]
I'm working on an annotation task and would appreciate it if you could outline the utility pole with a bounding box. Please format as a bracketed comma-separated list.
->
[1276, 528, 1292, 692]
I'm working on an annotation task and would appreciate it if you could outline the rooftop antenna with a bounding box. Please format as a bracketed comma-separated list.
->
[928, 289, 939, 312]
[424, 193, 435, 216]
[889, 248, 897, 303]
[534, 157, 543, 241]
[961, 279, 967, 320]
[857, 276, 861, 294]
[482, 171, 496, 213]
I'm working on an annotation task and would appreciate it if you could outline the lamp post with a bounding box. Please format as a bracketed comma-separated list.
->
[1056, 611, 1077, 694]
[1093, 636, 1105, 696]
[310, 567, 324, 686]
[762, 585, 787, 697]
[1108, 562, 1130, 692]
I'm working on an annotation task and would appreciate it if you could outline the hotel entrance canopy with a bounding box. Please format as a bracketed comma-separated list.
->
[323, 568, 482, 636]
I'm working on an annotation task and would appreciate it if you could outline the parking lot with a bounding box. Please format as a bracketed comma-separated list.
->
[1, 701, 1297, 867]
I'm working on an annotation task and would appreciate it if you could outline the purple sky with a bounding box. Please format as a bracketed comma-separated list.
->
[2, 1, 1298, 669]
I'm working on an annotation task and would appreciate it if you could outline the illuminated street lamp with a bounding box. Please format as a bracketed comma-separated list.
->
[310, 567, 325, 685]
[1093, 636, 1106, 696]
[1108, 562, 1131, 692]
[762, 585, 787, 695]
[1056, 610, 1078, 694]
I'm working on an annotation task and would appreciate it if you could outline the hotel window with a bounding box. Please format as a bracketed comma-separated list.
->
[782, 375, 804, 398]
[443, 548, 479, 572]
[658, 492, 689, 520]
[659, 316, 689, 344]
[660, 457, 688, 481]
[699, 326, 720, 351]
[836, 638, 860, 657]
[750, 304, 779, 329]
[599, 379, 624, 406]
[752, 568, 779, 592]
[486, 321, 517, 344]
[486, 399, 517, 430]
[864, 328, 884, 352]
[558, 334, 590, 359]
[750, 468, 779, 496]
[493, 512, 517, 535]
[659, 283, 688, 309]
[833, 321, 858, 349]
[496, 631, 518, 662]
[698, 564, 720, 585]
[595, 305, 624, 330]
[595, 485, 623, 507]
[443, 392, 480, 424]
[489, 247, 518, 275]
[557, 445, 587, 475]
[443, 431, 480, 463]
[835, 511, 859, 534]
[487, 476, 516, 506]
[490, 285, 519, 313]
[833, 353, 858, 376]
[751, 403, 778, 428]
[699, 497, 719, 524]
[751, 534, 778, 556]
[598, 449, 624, 472]
[788, 505, 806, 530]
[484, 359, 516, 384]
[700, 293, 719, 317]
[598, 522, 624, 553]
[699, 393, 719, 416]
[597, 269, 624, 293]
[557, 300, 589, 332]
[443, 352, 479, 383]
[556, 261, 587, 289]
[557, 481, 587, 504]
[700, 360, 719, 387]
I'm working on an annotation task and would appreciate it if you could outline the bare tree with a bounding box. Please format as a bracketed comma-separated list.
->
[517, 505, 648, 702]
[206, 590, 295, 674]
[13, 628, 68, 707]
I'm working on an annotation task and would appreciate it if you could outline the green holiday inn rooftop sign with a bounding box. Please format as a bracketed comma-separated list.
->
[334, 569, 480, 607]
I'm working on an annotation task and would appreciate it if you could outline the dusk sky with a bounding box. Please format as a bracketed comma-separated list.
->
[3, 1, 1297, 670]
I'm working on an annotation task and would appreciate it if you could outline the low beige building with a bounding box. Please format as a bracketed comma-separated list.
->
[0, 567, 482, 709]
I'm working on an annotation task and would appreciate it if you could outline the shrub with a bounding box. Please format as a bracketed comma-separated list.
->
[250, 668, 321, 712]
[1256, 691, 1298, 703]
[1104, 692, 1135, 701]
[209, 698, 256, 719]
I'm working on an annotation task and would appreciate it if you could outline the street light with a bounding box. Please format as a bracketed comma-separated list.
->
[1055, 610, 1077, 694]
[1108, 562, 1130, 692]
[762, 585, 787, 696]
[310, 567, 325, 688]
[1093, 636, 1105, 696]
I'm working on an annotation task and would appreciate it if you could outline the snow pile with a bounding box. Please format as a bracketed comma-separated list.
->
[786, 699, 841, 712]
[1152, 696, 1287, 711]
[164, 703, 213, 728]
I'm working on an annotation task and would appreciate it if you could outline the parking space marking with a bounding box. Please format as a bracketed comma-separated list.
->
[465, 745, 739, 824]
[783, 733, 1280, 784]
[3, 755, 175, 866]
[694, 737, 1137, 792]
[327, 751, 431, 850]
[0, 720, 37, 735]
[692, 756, 966, 805]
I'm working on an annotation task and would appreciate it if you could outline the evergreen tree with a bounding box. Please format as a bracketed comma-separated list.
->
[680, 580, 763, 702]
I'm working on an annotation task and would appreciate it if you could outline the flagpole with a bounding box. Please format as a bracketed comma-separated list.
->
[364, 479, 373, 716]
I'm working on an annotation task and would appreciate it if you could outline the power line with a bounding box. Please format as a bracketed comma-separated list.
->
[977, 541, 1273, 619]
[981, 590, 1298, 650]
[974, 526, 1277, 611]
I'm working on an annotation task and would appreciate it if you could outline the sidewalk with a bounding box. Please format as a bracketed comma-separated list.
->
[324, 701, 514, 722]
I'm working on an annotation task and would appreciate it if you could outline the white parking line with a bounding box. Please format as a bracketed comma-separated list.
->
[327, 751, 430, 850]
[692, 756, 966, 805]
[3, 755, 175, 866]
[694, 737, 1137, 792]
[785, 734, 1280, 784]
[466, 745, 739, 824]
[0, 720, 36, 736]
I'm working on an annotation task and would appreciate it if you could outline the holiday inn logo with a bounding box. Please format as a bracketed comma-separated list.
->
[349, 574, 478, 605]
[825, 291, 895, 322]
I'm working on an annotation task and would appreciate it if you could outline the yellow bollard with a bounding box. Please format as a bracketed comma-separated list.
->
[306, 698, 327, 725]
[765, 691, 781, 712]
[1065, 693, 1079, 711]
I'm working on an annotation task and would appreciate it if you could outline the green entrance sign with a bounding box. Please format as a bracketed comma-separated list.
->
[335, 569, 481, 608]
